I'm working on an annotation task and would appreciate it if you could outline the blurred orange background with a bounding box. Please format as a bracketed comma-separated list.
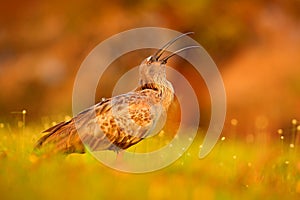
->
[0, 0, 300, 135]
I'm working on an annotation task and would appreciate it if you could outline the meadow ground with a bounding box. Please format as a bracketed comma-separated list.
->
[0, 119, 300, 200]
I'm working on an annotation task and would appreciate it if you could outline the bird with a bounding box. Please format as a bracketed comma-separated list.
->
[34, 32, 199, 155]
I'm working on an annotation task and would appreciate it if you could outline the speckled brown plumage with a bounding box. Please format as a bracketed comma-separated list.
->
[34, 87, 166, 154]
[34, 33, 197, 155]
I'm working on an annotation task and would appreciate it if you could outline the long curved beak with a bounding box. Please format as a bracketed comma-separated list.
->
[160, 45, 200, 64]
[152, 32, 194, 61]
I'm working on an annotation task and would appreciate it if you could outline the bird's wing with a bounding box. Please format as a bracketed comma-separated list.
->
[79, 89, 163, 151]
[35, 89, 163, 154]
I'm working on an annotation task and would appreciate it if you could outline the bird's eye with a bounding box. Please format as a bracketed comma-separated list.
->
[146, 56, 153, 65]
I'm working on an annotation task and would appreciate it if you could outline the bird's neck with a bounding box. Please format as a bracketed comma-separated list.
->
[136, 80, 174, 110]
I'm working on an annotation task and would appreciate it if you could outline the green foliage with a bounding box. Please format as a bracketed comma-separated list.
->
[0, 123, 299, 200]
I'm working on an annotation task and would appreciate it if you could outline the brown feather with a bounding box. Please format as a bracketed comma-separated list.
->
[33, 89, 161, 155]
[33, 35, 180, 156]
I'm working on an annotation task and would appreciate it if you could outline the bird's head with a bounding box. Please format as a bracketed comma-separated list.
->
[139, 32, 199, 87]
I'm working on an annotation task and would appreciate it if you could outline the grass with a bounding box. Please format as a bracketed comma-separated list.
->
[0, 117, 300, 200]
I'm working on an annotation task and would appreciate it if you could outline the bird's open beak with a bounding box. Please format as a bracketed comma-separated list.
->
[152, 32, 194, 61]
